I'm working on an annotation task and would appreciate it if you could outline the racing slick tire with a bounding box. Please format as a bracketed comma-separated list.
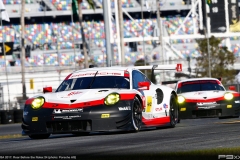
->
[29, 134, 51, 139]
[131, 97, 142, 132]
[169, 94, 179, 128]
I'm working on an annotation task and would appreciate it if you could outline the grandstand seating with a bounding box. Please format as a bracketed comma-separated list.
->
[3, 0, 33, 4]
[0, 0, 240, 67]
[2, 15, 240, 67]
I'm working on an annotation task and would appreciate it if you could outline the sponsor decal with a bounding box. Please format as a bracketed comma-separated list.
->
[146, 96, 152, 112]
[155, 108, 162, 111]
[101, 114, 110, 118]
[194, 92, 203, 95]
[163, 103, 168, 109]
[32, 117, 38, 121]
[71, 72, 122, 78]
[197, 102, 217, 106]
[197, 106, 216, 109]
[180, 108, 186, 111]
[53, 108, 83, 114]
[54, 115, 81, 119]
[67, 91, 82, 96]
[118, 106, 131, 111]
[235, 100, 240, 103]
[227, 105, 232, 108]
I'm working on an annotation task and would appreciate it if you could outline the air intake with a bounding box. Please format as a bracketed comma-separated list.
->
[70, 99, 77, 103]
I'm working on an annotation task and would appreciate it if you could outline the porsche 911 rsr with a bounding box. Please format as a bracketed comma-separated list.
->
[22, 65, 180, 139]
[174, 78, 240, 119]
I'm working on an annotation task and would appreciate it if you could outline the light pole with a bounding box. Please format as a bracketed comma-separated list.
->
[156, 0, 165, 81]
[21, 0, 27, 100]
[204, 2, 211, 77]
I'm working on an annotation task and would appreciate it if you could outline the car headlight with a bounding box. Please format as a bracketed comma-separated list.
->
[224, 92, 233, 100]
[31, 97, 45, 109]
[178, 96, 185, 104]
[104, 93, 120, 105]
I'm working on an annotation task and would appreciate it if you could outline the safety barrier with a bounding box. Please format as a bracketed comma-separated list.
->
[0, 109, 23, 125]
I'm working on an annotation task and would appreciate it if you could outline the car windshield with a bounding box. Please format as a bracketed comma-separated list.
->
[176, 80, 225, 94]
[56, 76, 130, 92]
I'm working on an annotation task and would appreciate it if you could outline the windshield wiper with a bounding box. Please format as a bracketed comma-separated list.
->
[87, 71, 98, 89]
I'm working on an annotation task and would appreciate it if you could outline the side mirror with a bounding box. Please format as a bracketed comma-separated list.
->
[138, 81, 150, 90]
[43, 87, 52, 93]
[228, 86, 236, 91]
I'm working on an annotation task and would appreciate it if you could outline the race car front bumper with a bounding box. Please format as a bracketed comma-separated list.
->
[22, 100, 134, 135]
[178, 100, 240, 119]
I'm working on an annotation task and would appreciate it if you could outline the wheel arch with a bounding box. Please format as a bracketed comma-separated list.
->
[135, 94, 143, 107]
[171, 91, 177, 99]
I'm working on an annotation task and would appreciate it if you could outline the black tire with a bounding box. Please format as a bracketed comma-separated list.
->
[29, 134, 50, 139]
[169, 94, 179, 128]
[131, 97, 142, 132]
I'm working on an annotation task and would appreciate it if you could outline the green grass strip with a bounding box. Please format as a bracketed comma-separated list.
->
[0, 134, 23, 139]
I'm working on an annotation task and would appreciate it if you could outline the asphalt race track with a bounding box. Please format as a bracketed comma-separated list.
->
[0, 118, 240, 160]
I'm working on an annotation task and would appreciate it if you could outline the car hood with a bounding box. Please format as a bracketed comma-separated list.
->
[179, 90, 226, 100]
[41, 89, 134, 104]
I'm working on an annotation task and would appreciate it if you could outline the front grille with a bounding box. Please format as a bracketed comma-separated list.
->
[192, 109, 222, 118]
[46, 120, 91, 133]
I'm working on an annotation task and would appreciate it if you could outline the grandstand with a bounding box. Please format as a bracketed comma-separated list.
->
[1, 0, 240, 108]
[0, 0, 195, 68]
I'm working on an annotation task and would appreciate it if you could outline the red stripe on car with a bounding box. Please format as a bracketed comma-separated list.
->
[120, 93, 136, 100]
[42, 99, 105, 109]
[25, 98, 34, 105]
[42, 93, 136, 109]
[232, 92, 240, 97]
[142, 117, 170, 126]
[185, 93, 240, 103]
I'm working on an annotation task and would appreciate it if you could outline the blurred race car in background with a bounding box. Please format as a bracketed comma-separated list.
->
[172, 78, 240, 119]
[22, 64, 181, 139]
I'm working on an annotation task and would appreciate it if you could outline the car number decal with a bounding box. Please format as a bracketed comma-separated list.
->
[101, 114, 110, 118]
[146, 96, 152, 112]
[32, 117, 38, 121]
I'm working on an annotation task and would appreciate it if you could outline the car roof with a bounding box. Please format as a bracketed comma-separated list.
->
[73, 66, 133, 73]
[73, 64, 178, 73]
[178, 77, 220, 83]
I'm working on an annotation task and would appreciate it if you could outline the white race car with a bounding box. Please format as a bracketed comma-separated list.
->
[173, 77, 240, 119]
[22, 65, 180, 139]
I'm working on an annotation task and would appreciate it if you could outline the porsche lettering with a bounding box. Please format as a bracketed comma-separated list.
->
[54, 115, 81, 119]
[67, 91, 82, 96]
[197, 106, 216, 109]
[197, 102, 217, 106]
[71, 72, 122, 78]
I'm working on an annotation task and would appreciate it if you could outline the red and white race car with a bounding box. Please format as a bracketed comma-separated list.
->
[22, 64, 180, 139]
[173, 77, 240, 119]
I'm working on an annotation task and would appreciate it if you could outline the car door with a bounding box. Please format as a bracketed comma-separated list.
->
[132, 70, 155, 119]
